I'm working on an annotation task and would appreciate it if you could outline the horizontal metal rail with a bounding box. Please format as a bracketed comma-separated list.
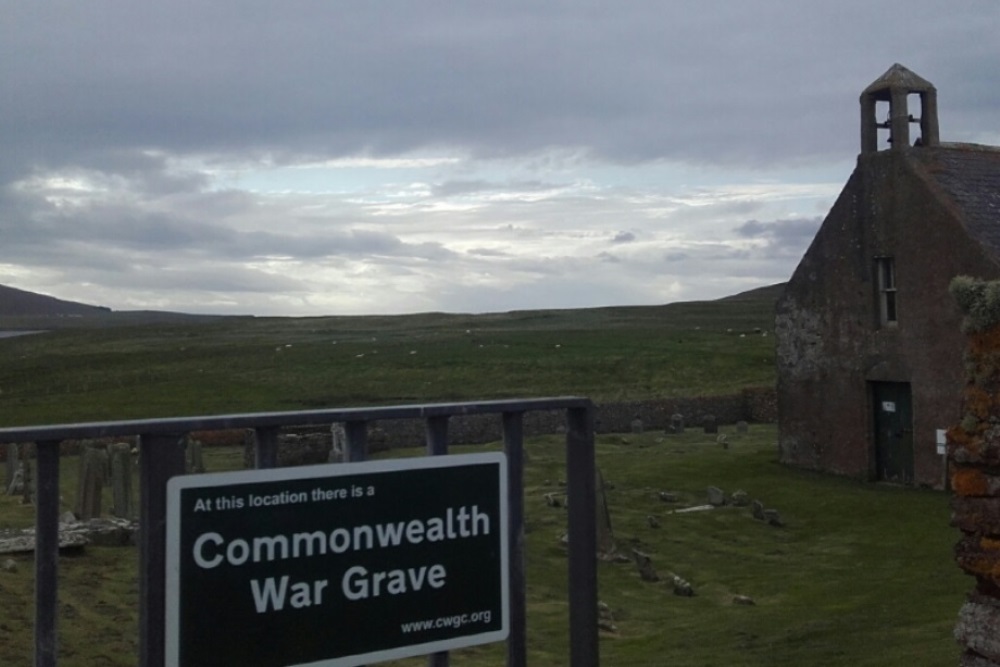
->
[0, 397, 597, 667]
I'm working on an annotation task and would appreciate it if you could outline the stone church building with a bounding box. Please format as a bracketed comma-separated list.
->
[776, 64, 1000, 489]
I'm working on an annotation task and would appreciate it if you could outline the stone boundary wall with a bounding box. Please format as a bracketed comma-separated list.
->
[349, 387, 776, 450]
[949, 325, 1000, 667]
[0, 388, 777, 464]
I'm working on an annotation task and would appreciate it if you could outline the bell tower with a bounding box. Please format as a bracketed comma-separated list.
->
[860, 63, 939, 153]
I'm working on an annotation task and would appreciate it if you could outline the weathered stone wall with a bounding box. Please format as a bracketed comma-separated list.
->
[5, 389, 777, 465]
[949, 302, 1000, 665]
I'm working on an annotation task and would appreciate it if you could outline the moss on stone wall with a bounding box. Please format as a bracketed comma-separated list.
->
[951, 275, 1000, 333]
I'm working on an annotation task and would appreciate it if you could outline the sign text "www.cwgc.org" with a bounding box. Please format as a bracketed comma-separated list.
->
[166, 452, 509, 667]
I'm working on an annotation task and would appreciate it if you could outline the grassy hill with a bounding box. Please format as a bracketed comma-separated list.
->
[0, 286, 781, 426]
[0, 283, 111, 318]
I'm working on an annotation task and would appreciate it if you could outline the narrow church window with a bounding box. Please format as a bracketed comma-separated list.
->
[876, 257, 897, 325]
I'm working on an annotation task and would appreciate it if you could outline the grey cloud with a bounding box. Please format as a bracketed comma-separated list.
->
[432, 180, 556, 198]
[467, 247, 511, 258]
[612, 231, 636, 244]
[735, 217, 822, 252]
[4, 1, 997, 184]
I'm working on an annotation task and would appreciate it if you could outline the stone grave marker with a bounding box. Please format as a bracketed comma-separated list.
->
[670, 414, 685, 435]
[329, 423, 346, 463]
[631, 549, 659, 582]
[703, 414, 718, 434]
[76, 445, 108, 520]
[630, 416, 644, 434]
[4, 443, 18, 492]
[6, 465, 23, 496]
[109, 442, 134, 519]
[185, 435, 205, 474]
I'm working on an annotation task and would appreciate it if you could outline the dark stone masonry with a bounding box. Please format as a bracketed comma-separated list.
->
[949, 280, 1000, 666]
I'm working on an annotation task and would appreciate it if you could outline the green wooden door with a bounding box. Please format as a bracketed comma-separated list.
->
[872, 382, 914, 483]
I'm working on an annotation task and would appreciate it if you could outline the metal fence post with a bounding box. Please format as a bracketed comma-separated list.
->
[424, 415, 450, 667]
[138, 433, 187, 667]
[502, 412, 527, 667]
[566, 405, 598, 667]
[34, 440, 61, 667]
[344, 420, 367, 462]
[254, 426, 279, 469]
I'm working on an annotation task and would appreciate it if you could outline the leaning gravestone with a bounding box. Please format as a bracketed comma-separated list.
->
[76, 445, 108, 520]
[4, 443, 18, 492]
[109, 443, 134, 519]
[7, 466, 23, 496]
[631, 549, 660, 582]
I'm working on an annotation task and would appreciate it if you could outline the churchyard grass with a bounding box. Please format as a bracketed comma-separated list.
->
[0, 426, 966, 666]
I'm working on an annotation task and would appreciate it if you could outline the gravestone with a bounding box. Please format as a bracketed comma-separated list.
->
[4, 443, 18, 492]
[630, 416, 644, 434]
[76, 445, 108, 520]
[763, 509, 784, 527]
[671, 574, 694, 597]
[185, 436, 205, 474]
[631, 549, 659, 582]
[707, 486, 726, 506]
[702, 414, 718, 434]
[730, 489, 750, 506]
[109, 443, 133, 519]
[6, 466, 23, 496]
[670, 414, 685, 435]
[736, 420, 749, 434]
[329, 423, 347, 462]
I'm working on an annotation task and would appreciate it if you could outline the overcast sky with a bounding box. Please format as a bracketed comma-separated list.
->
[2, 2, 998, 316]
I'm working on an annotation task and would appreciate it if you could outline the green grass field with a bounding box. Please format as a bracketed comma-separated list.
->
[0, 293, 776, 427]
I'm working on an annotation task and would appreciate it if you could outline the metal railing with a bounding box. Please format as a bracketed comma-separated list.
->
[0, 397, 598, 667]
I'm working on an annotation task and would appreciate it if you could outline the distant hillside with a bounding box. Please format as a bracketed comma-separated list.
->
[0, 281, 786, 330]
[716, 282, 786, 304]
[0, 284, 110, 318]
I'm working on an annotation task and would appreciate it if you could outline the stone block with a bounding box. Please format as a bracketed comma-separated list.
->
[956, 600, 1000, 662]
[956, 535, 1000, 585]
[952, 465, 1000, 497]
[960, 650, 1000, 667]
[952, 497, 1000, 535]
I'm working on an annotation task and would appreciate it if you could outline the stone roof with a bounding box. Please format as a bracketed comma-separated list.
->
[862, 63, 936, 97]
[910, 144, 1000, 258]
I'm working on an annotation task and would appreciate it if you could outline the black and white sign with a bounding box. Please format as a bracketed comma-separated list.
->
[166, 452, 509, 667]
